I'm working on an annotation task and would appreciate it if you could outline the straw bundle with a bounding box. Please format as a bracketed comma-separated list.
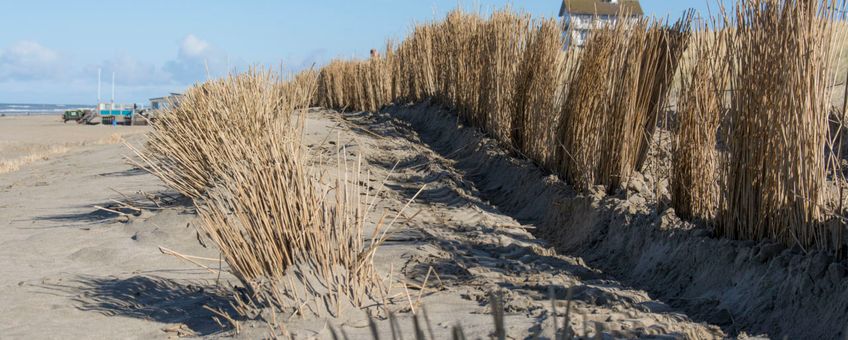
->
[720, 0, 843, 250]
[555, 27, 617, 191]
[594, 18, 690, 193]
[513, 18, 570, 166]
[138, 70, 308, 199]
[479, 9, 530, 142]
[135, 69, 397, 317]
[671, 24, 728, 221]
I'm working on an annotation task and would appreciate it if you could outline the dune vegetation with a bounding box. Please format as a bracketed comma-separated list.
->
[315, 0, 848, 255]
[134, 0, 848, 335]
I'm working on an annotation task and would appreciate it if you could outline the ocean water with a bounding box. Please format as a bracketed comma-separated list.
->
[0, 103, 93, 116]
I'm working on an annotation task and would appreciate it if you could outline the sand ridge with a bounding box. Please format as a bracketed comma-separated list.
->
[0, 109, 813, 339]
[380, 101, 848, 339]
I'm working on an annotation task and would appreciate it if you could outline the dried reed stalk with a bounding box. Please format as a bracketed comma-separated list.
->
[134, 69, 401, 319]
[720, 0, 843, 250]
[555, 26, 616, 191]
[317, 8, 688, 195]
[556, 14, 690, 193]
[136, 69, 313, 199]
[311, 2, 848, 252]
[671, 22, 729, 221]
[480, 9, 529, 142]
[596, 18, 691, 193]
[513, 18, 569, 166]
[399, 23, 438, 103]
[198, 149, 392, 316]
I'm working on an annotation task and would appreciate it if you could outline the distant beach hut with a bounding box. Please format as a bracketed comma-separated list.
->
[149, 93, 183, 111]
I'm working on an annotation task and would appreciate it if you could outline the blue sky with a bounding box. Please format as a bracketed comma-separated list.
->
[0, 1, 729, 104]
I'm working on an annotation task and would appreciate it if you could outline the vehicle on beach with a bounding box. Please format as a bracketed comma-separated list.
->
[62, 109, 100, 125]
[62, 109, 83, 122]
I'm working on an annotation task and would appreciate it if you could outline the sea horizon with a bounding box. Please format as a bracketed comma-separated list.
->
[0, 103, 95, 116]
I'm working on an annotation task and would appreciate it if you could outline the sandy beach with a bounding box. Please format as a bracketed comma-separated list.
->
[8, 0, 848, 338]
[0, 111, 731, 339]
[0, 116, 147, 174]
[3, 105, 845, 339]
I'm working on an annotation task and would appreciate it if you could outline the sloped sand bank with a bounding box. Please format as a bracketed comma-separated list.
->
[379, 101, 848, 339]
[11, 105, 839, 338]
[2, 111, 732, 339]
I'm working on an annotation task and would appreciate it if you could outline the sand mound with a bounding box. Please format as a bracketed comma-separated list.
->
[377, 101, 848, 339]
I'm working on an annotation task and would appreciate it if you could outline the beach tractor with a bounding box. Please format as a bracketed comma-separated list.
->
[62, 109, 83, 122]
[63, 109, 100, 125]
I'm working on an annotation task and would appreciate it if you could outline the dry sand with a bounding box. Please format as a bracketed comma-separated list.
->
[0, 116, 147, 174]
[0, 116, 219, 338]
[0, 108, 836, 339]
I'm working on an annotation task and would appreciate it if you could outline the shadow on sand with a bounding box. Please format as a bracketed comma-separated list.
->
[32, 190, 193, 227]
[43, 275, 238, 336]
[98, 167, 148, 178]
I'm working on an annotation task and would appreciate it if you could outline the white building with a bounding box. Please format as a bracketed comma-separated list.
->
[559, 0, 644, 46]
[149, 93, 183, 111]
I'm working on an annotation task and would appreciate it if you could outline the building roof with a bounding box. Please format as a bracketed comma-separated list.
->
[149, 93, 183, 101]
[559, 0, 644, 17]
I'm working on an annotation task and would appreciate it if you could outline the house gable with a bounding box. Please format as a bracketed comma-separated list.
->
[559, 0, 644, 17]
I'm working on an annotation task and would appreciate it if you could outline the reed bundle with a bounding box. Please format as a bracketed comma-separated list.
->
[555, 28, 616, 191]
[719, 0, 845, 250]
[513, 18, 570, 166]
[135, 69, 397, 319]
[312, 2, 848, 251]
[317, 9, 690, 194]
[440, 11, 486, 125]
[138, 69, 307, 199]
[117, 3, 848, 333]
[556, 16, 691, 192]
[478, 9, 529, 142]
[671, 23, 729, 221]
[398, 23, 438, 103]
[198, 149, 390, 315]
[317, 45, 397, 113]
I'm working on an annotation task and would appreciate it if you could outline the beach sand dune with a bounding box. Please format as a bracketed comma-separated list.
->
[0, 111, 731, 339]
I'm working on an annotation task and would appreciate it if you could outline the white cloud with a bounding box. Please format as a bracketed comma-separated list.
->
[0, 35, 240, 103]
[165, 34, 229, 84]
[0, 41, 63, 80]
[92, 54, 170, 86]
[179, 34, 211, 59]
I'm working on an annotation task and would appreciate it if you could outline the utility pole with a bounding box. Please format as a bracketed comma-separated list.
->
[111, 72, 115, 111]
[97, 68, 102, 110]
